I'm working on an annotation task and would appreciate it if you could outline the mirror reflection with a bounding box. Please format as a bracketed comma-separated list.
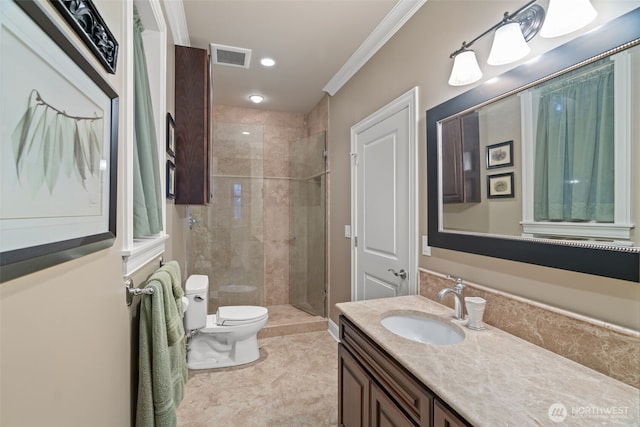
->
[439, 44, 638, 248]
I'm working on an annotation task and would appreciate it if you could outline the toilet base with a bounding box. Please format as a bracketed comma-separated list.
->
[187, 332, 261, 370]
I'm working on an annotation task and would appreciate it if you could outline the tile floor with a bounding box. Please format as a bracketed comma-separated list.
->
[177, 315, 338, 426]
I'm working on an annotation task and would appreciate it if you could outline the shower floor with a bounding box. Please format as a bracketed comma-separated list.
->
[258, 304, 327, 338]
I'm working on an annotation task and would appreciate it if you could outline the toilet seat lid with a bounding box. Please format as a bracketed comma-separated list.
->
[216, 305, 268, 326]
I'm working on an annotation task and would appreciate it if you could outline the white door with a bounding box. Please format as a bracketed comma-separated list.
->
[351, 88, 418, 300]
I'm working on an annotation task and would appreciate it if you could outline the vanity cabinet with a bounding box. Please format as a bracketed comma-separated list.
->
[174, 45, 211, 205]
[440, 112, 480, 204]
[339, 316, 471, 427]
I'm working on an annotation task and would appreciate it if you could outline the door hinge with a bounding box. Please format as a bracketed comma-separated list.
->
[354, 236, 358, 247]
[350, 152, 358, 166]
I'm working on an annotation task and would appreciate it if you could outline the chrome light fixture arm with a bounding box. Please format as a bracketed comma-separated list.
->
[449, 0, 543, 59]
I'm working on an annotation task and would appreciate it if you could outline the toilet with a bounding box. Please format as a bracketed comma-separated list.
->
[184, 275, 268, 370]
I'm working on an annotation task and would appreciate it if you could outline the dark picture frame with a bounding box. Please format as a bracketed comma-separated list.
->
[166, 112, 176, 157]
[166, 160, 176, 199]
[487, 172, 515, 199]
[50, 0, 119, 74]
[486, 140, 513, 169]
[0, 0, 119, 282]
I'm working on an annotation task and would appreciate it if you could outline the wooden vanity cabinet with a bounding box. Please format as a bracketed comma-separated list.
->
[339, 316, 471, 427]
[440, 112, 480, 204]
[174, 45, 211, 205]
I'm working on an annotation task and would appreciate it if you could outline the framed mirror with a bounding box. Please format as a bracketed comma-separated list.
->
[426, 8, 640, 283]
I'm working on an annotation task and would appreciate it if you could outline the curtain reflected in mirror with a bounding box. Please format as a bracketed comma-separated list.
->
[534, 59, 614, 223]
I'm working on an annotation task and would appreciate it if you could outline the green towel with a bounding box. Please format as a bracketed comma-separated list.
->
[136, 262, 188, 427]
[158, 261, 185, 346]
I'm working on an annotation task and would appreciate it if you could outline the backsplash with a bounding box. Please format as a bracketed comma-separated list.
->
[419, 269, 640, 388]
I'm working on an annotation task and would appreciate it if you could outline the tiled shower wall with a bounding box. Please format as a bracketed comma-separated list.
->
[188, 104, 327, 312]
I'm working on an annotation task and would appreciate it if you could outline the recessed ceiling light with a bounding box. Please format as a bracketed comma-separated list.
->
[260, 58, 276, 67]
[242, 131, 251, 135]
[249, 95, 264, 104]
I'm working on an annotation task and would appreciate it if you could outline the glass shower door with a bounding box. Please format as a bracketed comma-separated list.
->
[289, 132, 326, 317]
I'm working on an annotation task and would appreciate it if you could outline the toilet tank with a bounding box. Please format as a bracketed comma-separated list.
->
[184, 275, 209, 330]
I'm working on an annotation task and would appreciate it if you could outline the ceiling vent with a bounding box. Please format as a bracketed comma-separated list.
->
[210, 43, 252, 69]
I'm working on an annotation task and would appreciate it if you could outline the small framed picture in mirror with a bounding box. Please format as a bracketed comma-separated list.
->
[166, 160, 176, 199]
[167, 112, 176, 158]
[486, 140, 513, 169]
[487, 172, 514, 199]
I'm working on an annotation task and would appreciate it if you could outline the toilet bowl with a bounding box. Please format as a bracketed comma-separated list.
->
[184, 275, 268, 370]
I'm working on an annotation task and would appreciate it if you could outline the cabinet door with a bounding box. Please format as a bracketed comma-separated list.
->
[339, 344, 370, 427]
[441, 117, 464, 203]
[175, 45, 210, 205]
[370, 383, 416, 427]
[433, 400, 468, 427]
[441, 112, 480, 204]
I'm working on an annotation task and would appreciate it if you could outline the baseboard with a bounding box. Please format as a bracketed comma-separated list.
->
[328, 319, 339, 342]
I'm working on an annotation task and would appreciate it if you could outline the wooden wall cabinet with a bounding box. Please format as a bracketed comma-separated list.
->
[339, 316, 470, 427]
[440, 112, 480, 204]
[174, 45, 211, 205]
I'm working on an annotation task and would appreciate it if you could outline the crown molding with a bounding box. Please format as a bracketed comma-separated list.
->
[164, 0, 190, 46]
[323, 0, 426, 96]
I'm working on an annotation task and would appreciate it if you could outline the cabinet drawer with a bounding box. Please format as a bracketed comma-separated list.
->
[340, 316, 432, 425]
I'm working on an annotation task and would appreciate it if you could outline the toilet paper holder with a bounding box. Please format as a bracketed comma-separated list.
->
[125, 278, 154, 306]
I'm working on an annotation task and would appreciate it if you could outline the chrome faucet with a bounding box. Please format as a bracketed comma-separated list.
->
[437, 275, 465, 320]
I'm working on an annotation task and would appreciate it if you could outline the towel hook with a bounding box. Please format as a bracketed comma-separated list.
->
[125, 278, 154, 306]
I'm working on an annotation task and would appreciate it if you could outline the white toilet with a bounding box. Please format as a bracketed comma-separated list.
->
[184, 275, 268, 370]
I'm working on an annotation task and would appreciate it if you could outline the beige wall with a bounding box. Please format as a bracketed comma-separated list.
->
[0, 1, 186, 425]
[328, 0, 640, 329]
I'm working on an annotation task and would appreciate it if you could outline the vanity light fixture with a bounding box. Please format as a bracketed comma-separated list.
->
[249, 94, 264, 104]
[540, 0, 597, 38]
[448, 0, 545, 86]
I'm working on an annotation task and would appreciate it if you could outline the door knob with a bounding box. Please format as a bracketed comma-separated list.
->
[388, 268, 407, 280]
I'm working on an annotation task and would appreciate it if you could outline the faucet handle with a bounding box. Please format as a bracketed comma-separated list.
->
[446, 275, 465, 292]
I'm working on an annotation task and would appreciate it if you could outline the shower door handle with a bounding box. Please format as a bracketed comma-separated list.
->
[388, 268, 407, 280]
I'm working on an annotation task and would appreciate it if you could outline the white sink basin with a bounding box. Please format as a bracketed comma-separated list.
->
[380, 312, 465, 345]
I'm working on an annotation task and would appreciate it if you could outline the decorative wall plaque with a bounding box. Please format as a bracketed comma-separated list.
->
[50, 0, 119, 73]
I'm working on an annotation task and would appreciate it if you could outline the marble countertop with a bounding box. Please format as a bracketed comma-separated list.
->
[336, 295, 639, 427]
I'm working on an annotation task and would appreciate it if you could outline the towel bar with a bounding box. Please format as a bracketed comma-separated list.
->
[125, 278, 154, 306]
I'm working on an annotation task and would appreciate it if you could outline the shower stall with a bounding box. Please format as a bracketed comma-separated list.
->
[187, 112, 326, 319]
